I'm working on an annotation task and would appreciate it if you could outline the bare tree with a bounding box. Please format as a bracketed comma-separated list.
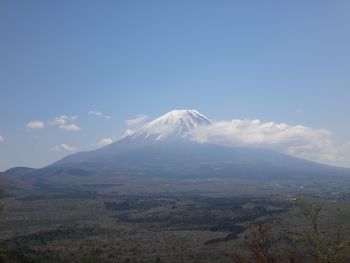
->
[296, 199, 349, 263]
[232, 199, 349, 263]
[232, 221, 301, 263]
[0, 187, 3, 212]
[0, 186, 7, 263]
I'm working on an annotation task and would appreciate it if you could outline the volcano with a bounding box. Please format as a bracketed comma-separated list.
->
[5, 110, 350, 185]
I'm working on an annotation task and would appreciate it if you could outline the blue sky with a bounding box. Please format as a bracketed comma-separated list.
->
[1, 1, 350, 170]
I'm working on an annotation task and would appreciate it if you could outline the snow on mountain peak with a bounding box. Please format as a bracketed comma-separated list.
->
[127, 109, 212, 142]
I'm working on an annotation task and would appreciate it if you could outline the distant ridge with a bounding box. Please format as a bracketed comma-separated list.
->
[4, 167, 37, 177]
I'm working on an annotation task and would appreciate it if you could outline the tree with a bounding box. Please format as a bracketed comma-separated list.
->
[79, 247, 101, 263]
[296, 199, 349, 263]
[0, 187, 3, 212]
[232, 199, 349, 263]
[0, 186, 7, 263]
[232, 221, 301, 263]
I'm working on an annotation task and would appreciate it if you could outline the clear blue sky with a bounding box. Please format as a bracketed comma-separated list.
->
[1, 1, 350, 170]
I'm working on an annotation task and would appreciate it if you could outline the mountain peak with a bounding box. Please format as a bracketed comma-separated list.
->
[127, 109, 211, 142]
[153, 109, 211, 124]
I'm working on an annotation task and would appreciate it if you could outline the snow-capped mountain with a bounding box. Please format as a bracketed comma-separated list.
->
[125, 109, 211, 143]
[7, 109, 350, 184]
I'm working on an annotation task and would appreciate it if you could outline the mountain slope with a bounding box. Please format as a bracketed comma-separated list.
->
[52, 109, 212, 166]
[0, 171, 33, 192]
[5, 109, 350, 184]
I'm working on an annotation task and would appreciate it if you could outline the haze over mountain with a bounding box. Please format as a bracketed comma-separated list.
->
[4, 110, 350, 187]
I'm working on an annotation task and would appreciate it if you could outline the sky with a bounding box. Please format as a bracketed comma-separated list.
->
[1, 1, 350, 171]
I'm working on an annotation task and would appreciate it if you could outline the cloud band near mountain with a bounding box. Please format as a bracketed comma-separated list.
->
[187, 119, 350, 168]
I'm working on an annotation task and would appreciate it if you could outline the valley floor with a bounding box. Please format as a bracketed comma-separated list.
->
[1, 179, 350, 262]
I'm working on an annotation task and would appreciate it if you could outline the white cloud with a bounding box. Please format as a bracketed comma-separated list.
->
[88, 110, 112, 120]
[27, 121, 45, 129]
[97, 137, 114, 147]
[88, 111, 102, 117]
[187, 119, 350, 168]
[49, 115, 81, 132]
[124, 129, 134, 136]
[52, 144, 77, 152]
[59, 123, 81, 131]
[49, 115, 77, 126]
[0, 135, 4, 144]
[126, 114, 148, 126]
